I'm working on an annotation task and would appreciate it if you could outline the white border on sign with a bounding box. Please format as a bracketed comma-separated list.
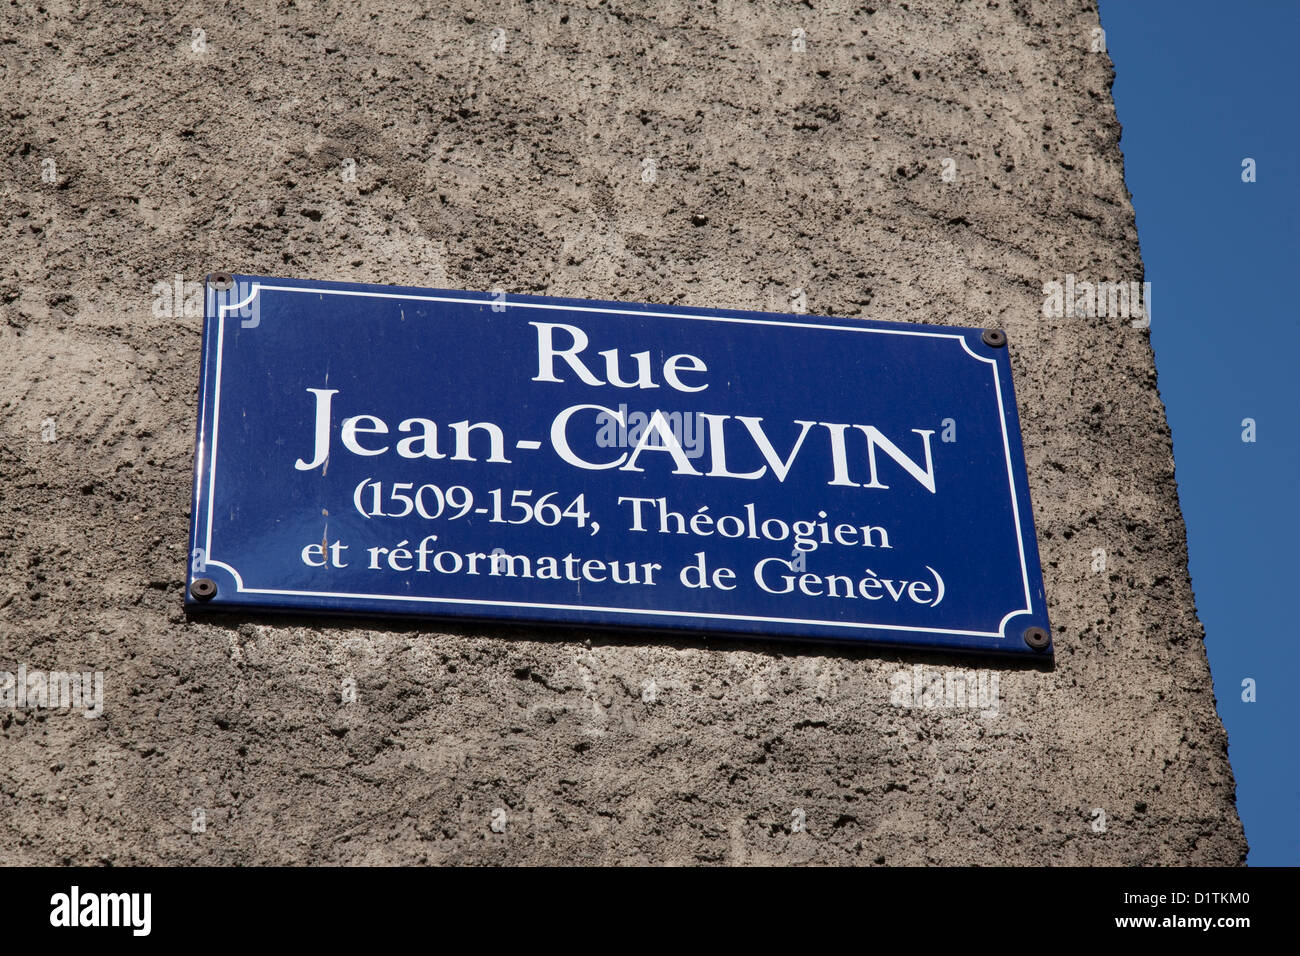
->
[199, 283, 1036, 640]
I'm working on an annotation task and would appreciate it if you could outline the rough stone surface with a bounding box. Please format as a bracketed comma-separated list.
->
[1, 0, 1245, 864]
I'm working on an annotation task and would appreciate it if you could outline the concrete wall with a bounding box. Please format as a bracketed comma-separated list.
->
[1, 0, 1245, 864]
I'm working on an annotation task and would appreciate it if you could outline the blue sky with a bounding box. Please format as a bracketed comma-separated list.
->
[1099, 0, 1299, 866]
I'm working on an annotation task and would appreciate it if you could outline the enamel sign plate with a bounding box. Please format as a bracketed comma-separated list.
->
[187, 274, 1052, 657]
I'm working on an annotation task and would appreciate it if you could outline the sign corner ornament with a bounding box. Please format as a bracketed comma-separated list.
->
[187, 273, 1052, 658]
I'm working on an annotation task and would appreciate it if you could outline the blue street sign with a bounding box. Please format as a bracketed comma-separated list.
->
[187, 274, 1052, 657]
